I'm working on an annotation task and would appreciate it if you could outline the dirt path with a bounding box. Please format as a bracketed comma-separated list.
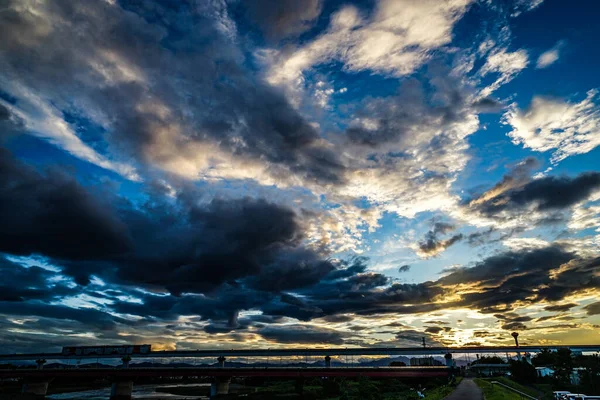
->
[443, 378, 484, 400]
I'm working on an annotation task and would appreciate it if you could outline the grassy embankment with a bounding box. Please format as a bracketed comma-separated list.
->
[421, 377, 463, 400]
[475, 377, 551, 400]
[249, 377, 463, 400]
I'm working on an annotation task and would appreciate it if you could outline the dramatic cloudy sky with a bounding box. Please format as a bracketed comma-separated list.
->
[1, 0, 600, 354]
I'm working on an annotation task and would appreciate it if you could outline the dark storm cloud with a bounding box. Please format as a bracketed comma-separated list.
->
[325, 257, 369, 279]
[465, 227, 524, 247]
[431, 222, 455, 236]
[0, 148, 131, 261]
[465, 157, 537, 201]
[203, 324, 235, 334]
[536, 315, 576, 322]
[424, 326, 444, 334]
[280, 293, 310, 308]
[242, 0, 322, 40]
[0, 302, 125, 331]
[501, 322, 527, 330]
[2, 152, 599, 341]
[528, 323, 580, 331]
[4, 0, 600, 352]
[384, 322, 405, 328]
[247, 254, 335, 292]
[346, 79, 438, 146]
[0, 151, 417, 337]
[544, 303, 578, 312]
[0, 102, 21, 140]
[419, 234, 463, 257]
[345, 65, 475, 148]
[258, 324, 346, 345]
[0, 312, 169, 353]
[0, 0, 345, 185]
[0, 104, 10, 120]
[394, 330, 442, 346]
[467, 165, 600, 220]
[309, 275, 425, 305]
[0, 145, 338, 296]
[237, 259, 435, 322]
[346, 272, 389, 289]
[2, 151, 598, 335]
[107, 197, 313, 295]
[3, 211, 597, 343]
[320, 315, 354, 323]
[203, 315, 252, 334]
[112, 285, 278, 325]
[465, 228, 496, 246]
[425, 320, 450, 325]
[103, 256, 406, 327]
[494, 313, 533, 322]
[398, 264, 411, 273]
[471, 97, 504, 113]
[583, 301, 600, 316]
[509, 173, 600, 210]
[537, 256, 600, 302]
[417, 222, 463, 257]
[265, 277, 444, 321]
[438, 246, 572, 287]
[0, 321, 111, 354]
[0, 257, 74, 302]
[438, 245, 600, 312]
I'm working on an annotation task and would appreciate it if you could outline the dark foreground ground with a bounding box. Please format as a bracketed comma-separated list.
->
[443, 379, 482, 400]
[0, 376, 460, 399]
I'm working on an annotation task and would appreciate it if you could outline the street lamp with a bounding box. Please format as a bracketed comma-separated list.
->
[511, 332, 521, 359]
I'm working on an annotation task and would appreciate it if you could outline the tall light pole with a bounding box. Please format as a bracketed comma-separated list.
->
[511, 332, 521, 360]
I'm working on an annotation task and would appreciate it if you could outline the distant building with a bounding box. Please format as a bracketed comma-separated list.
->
[470, 364, 510, 377]
[536, 367, 554, 378]
[410, 357, 443, 366]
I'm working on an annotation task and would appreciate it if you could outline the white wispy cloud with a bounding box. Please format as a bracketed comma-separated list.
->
[536, 49, 559, 69]
[266, 0, 473, 96]
[510, 0, 544, 17]
[504, 89, 600, 163]
[503, 237, 549, 251]
[570, 208, 600, 234]
[536, 41, 564, 69]
[0, 82, 139, 180]
[569, 202, 600, 233]
[479, 48, 529, 96]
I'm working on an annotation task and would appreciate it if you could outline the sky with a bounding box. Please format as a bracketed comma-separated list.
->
[0, 0, 600, 354]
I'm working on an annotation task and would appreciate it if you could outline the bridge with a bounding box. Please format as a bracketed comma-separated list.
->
[1, 344, 598, 361]
[1, 345, 599, 399]
[0, 366, 453, 380]
[0, 366, 449, 399]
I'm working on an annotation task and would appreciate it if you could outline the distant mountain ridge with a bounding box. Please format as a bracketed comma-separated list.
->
[27, 356, 417, 369]
[9, 355, 467, 369]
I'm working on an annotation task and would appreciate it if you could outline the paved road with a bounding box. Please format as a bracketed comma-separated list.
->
[443, 378, 483, 400]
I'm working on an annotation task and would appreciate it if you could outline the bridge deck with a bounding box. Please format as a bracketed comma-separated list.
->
[0, 367, 449, 379]
[0, 345, 598, 361]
